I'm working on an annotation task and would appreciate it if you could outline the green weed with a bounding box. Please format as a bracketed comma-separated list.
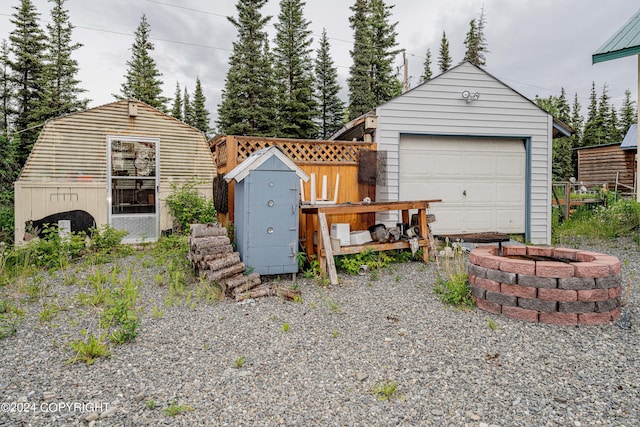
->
[372, 380, 399, 401]
[163, 400, 193, 416]
[67, 331, 111, 365]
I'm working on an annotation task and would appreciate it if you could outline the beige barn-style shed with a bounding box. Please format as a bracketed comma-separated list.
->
[332, 62, 571, 244]
[14, 99, 215, 244]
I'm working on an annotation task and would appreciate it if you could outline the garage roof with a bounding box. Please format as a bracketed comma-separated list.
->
[592, 8, 640, 64]
[620, 124, 638, 150]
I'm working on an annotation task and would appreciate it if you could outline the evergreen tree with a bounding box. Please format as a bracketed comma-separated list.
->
[608, 104, 622, 143]
[171, 82, 182, 121]
[369, 0, 402, 104]
[9, 0, 48, 168]
[347, 0, 374, 120]
[569, 92, 584, 176]
[191, 77, 210, 135]
[535, 93, 572, 180]
[315, 28, 344, 139]
[273, 0, 318, 138]
[421, 48, 432, 83]
[582, 82, 601, 146]
[596, 83, 611, 143]
[438, 31, 452, 73]
[347, 0, 401, 120]
[42, 0, 88, 119]
[619, 89, 637, 135]
[183, 86, 193, 126]
[117, 14, 168, 111]
[475, 6, 488, 66]
[557, 87, 570, 123]
[0, 40, 14, 137]
[463, 19, 479, 65]
[217, 0, 277, 136]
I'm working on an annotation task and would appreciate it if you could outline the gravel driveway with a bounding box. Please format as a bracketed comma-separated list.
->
[1, 237, 639, 426]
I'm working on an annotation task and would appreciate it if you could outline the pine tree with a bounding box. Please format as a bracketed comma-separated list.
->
[475, 6, 488, 66]
[619, 89, 637, 135]
[42, 0, 88, 120]
[347, 0, 374, 120]
[463, 19, 479, 65]
[183, 86, 193, 126]
[171, 82, 182, 121]
[608, 104, 622, 143]
[117, 14, 168, 111]
[191, 77, 210, 135]
[217, 0, 277, 136]
[273, 0, 318, 139]
[369, 0, 402, 104]
[569, 92, 584, 176]
[421, 49, 432, 83]
[438, 31, 452, 74]
[9, 0, 48, 168]
[557, 87, 570, 123]
[582, 82, 601, 146]
[315, 28, 344, 139]
[347, 0, 401, 120]
[0, 40, 14, 138]
[596, 83, 611, 144]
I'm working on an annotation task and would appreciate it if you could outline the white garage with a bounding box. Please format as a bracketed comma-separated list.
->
[332, 62, 571, 244]
[399, 135, 525, 235]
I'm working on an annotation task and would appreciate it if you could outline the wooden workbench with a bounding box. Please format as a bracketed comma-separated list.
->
[300, 200, 441, 285]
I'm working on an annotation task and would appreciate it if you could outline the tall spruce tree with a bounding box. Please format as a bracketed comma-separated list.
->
[191, 77, 210, 135]
[463, 19, 479, 65]
[171, 82, 182, 121]
[369, 0, 402, 104]
[608, 104, 622, 143]
[273, 0, 317, 138]
[421, 48, 432, 83]
[475, 6, 488, 66]
[569, 92, 584, 176]
[183, 86, 193, 126]
[9, 0, 48, 168]
[117, 14, 168, 111]
[582, 82, 601, 146]
[315, 28, 344, 139]
[596, 83, 611, 143]
[42, 0, 88, 119]
[347, 0, 401, 120]
[619, 89, 637, 135]
[217, 0, 277, 136]
[0, 40, 13, 138]
[347, 0, 374, 120]
[535, 92, 572, 180]
[438, 31, 452, 73]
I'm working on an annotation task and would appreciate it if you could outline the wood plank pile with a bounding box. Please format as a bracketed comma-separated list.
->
[188, 223, 261, 300]
[187, 224, 301, 302]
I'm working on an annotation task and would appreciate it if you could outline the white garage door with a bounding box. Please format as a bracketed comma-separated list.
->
[399, 135, 525, 235]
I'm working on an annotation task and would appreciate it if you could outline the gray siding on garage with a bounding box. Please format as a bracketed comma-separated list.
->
[375, 62, 552, 244]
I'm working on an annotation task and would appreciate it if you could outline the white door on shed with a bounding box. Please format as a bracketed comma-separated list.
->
[399, 135, 525, 235]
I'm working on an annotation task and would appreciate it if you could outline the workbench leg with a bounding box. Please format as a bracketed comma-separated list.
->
[418, 208, 430, 263]
[318, 213, 339, 285]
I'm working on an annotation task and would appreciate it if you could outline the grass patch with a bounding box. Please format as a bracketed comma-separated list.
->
[67, 331, 111, 365]
[372, 380, 399, 401]
[163, 400, 193, 416]
[434, 239, 473, 309]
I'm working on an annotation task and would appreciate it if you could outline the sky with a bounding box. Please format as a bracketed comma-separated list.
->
[0, 0, 638, 129]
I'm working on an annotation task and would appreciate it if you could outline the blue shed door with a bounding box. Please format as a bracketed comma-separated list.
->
[245, 170, 298, 274]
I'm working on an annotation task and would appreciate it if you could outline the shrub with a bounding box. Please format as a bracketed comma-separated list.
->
[0, 191, 14, 244]
[165, 178, 216, 232]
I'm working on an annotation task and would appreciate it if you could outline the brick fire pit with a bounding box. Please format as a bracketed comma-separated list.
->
[468, 245, 622, 325]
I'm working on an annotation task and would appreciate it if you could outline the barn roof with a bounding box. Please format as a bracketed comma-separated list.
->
[620, 124, 638, 150]
[592, 8, 640, 63]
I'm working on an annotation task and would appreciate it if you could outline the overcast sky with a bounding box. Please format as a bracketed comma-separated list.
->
[0, 0, 638, 129]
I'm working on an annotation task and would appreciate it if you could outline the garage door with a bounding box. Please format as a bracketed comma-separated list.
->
[399, 135, 525, 235]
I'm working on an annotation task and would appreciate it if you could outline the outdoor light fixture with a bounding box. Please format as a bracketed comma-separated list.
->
[461, 90, 480, 103]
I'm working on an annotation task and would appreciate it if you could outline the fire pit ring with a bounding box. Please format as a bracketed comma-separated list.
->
[468, 245, 622, 326]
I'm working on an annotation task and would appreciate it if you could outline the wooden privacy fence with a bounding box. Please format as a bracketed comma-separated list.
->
[211, 135, 377, 240]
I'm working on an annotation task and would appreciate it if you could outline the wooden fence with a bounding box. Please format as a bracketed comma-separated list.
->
[211, 135, 378, 239]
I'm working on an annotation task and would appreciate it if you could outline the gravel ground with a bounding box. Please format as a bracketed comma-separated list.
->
[1, 237, 639, 427]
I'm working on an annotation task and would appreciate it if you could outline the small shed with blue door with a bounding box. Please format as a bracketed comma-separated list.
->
[224, 146, 309, 275]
